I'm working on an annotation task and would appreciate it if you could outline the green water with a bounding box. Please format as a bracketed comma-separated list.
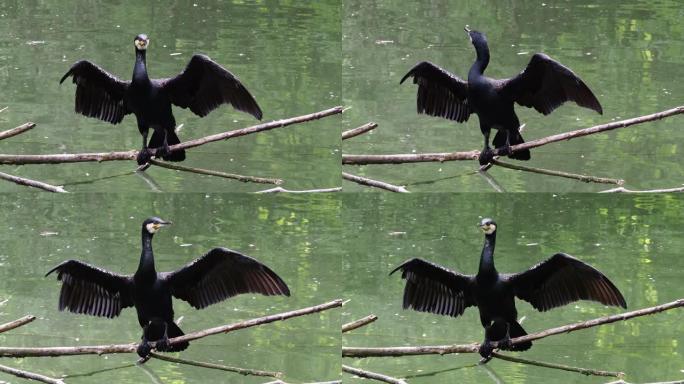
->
[342, 193, 684, 383]
[0, 193, 341, 383]
[342, 0, 684, 192]
[0, 1, 341, 192]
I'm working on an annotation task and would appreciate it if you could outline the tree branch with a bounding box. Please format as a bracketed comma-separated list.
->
[149, 352, 281, 378]
[342, 123, 378, 140]
[0, 299, 343, 358]
[0, 364, 64, 384]
[342, 105, 684, 165]
[490, 159, 624, 185]
[0, 171, 67, 193]
[0, 106, 343, 165]
[600, 186, 684, 193]
[0, 315, 36, 333]
[147, 159, 282, 185]
[342, 172, 409, 193]
[491, 352, 624, 378]
[342, 365, 407, 384]
[342, 315, 378, 333]
[0, 122, 36, 140]
[342, 298, 684, 357]
[254, 187, 342, 194]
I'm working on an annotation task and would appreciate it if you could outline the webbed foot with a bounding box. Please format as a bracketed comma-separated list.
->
[136, 341, 152, 358]
[155, 143, 171, 160]
[155, 336, 171, 352]
[478, 147, 495, 166]
[478, 341, 496, 359]
[136, 148, 153, 165]
[497, 144, 513, 157]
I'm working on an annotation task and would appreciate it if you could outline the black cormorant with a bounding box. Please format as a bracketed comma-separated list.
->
[46, 217, 289, 358]
[400, 28, 603, 165]
[390, 218, 625, 359]
[60, 34, 263, 165]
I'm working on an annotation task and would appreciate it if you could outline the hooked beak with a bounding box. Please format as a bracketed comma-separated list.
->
[464, 26, 471, 33]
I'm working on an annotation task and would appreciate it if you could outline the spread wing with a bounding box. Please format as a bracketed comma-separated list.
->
[45, 260, 134, 318]
[506, 253, 626, 312]
[390, 258, 475, 317]
[501, 53, 603, 115]
[162, 248, 290, 309]
[400, 61, 471, 123]
[60, 60, 131, 124]
[160, 54, 263, 120]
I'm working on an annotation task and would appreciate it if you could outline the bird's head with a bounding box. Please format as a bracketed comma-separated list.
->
[134, 34, 150, 51]
[478, 218, 497, 235]
[464, 27, 487, 48]
[142, 217, 171, 234]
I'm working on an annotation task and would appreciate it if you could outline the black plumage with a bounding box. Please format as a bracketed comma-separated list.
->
[401, 28, 602, 165]
[46, 217, 289, 357]
[60, 34, 263, 165]
[391, 218, 625, 359]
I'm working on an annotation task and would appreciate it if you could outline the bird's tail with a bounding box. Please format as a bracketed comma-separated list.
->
[504, 320, 532, 351]
[149, 129, 186, 162]
[493, 129, 531, 161]
[167, 321, 189, 352]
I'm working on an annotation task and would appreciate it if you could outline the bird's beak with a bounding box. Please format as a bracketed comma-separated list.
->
[159, 220, 172, 226]
[464, 26, 471, 33]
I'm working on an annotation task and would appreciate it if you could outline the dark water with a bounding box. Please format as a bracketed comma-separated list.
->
[341, 193, 684, 383]
[0, 1, 341, 192]
[342, 0, 684, 192]
[0, 193, 341, 383]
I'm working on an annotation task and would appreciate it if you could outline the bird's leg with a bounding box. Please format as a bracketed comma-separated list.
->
[478, 129, 494, 166]
[137, 129, 152, 165]
[136, 323, 153, 358]
[478, 323, 496, 361]
[496, 130, 513, 157]
[154, 129, 171, 159]
[498, 322, 513, 350]
[154, 322, 172, 352]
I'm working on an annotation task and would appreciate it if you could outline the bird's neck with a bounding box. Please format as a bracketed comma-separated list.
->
[133, 50, 150, 85]
[469, 43, 490, 78]
[137, 231, 156, 278]
[478, 233, 497, 276]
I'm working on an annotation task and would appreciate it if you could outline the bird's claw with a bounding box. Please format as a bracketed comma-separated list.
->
[497, 144, 513, 157]
[136, 342, 152, 358]
[478, 341, 495, 359]
[136, 148, 153, 166]
[155, 144, 171, 159]
[478, 148, 495, 166]
[155, 337, 171, 352]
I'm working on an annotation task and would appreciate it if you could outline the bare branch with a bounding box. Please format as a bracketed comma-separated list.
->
[0, 315, 36, 333]
[0, 171, 67, 193]
[600, 186, 684, 193]
[150, 352, 282, 378]
[0, 364, 64, 384]
[491, 352, 624, 378]
[342, 315, 378, 333]
[0, 122, 36, 140]
[490, 159, 624, 185]
[343, 105, 684, 165]
[342, 298, 684, 358]
[0, 299, 343, 358]
[0, 106, 343, 165]
[254, 187, 342, 194]
[148, 159, 283, 185]
[343, 172, 409, 193]
[342, 365, 407, 384]
[342, 123, 378, 140]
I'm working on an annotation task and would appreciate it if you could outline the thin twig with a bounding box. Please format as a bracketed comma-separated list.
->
[342, 365, 407, 384]
[342, 122, 378, 140]
[0, 122, 36, 140]
[150, 352, 282, 378]
[342, 172, 409, 193]
[490, 159, 624, 185]
[342, 105, 684, 165]
[0, 171, 67, 193]
[148, 159, 282, 185]
[0, 299, 343, 357]
[0, 315, 36, 333]
[600, 186, 684, 193]
[342, 298, 684, 357]
[491, 352, 623, 378]
[0, 106, 343, 165]
[0, 364, 64, 384]
[254, 186, 342, 194]
[342, 315, 378, 333]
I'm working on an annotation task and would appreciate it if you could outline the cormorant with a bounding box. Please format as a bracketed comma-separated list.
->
[400, 28, 603, 165]
[390, 218, 625, 359]
[46, 217, 289, 358]
[60, 34, 263, 165]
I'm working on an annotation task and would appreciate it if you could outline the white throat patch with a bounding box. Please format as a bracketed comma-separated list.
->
[146, 223, 158, 233]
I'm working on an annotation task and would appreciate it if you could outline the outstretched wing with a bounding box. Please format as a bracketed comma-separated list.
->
[506, 253, 626, 312]
[400, 61, 471, 123]
[162, 248, 290, 309]
[160, 54, 263, 120]
[390, 258, 475, 318]
[45, 260, 134, 318]
[501, 53, 603, 115]
[60, 60, 131, 124]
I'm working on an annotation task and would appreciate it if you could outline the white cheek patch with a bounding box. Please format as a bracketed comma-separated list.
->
[146, 223, 157, 233]
[484, 225, 496, 235]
